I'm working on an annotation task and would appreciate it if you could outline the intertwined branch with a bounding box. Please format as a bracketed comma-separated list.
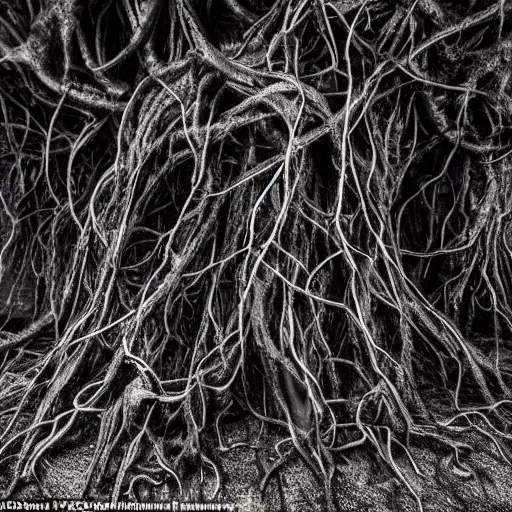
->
[1, 0, 512, 510]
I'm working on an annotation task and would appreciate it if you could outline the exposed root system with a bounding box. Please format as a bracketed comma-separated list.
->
[1, 1, 512, 510]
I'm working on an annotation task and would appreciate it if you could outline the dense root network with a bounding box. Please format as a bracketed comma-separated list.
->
[1, 0, 512, 509]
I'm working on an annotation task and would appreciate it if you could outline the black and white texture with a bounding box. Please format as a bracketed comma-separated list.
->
[1, 1, 512, 510]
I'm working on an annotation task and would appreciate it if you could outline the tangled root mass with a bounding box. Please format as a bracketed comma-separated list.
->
[1, 0, 512, 509]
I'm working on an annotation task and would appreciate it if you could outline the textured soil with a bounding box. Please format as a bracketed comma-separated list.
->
[3, 417, 512, 512]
